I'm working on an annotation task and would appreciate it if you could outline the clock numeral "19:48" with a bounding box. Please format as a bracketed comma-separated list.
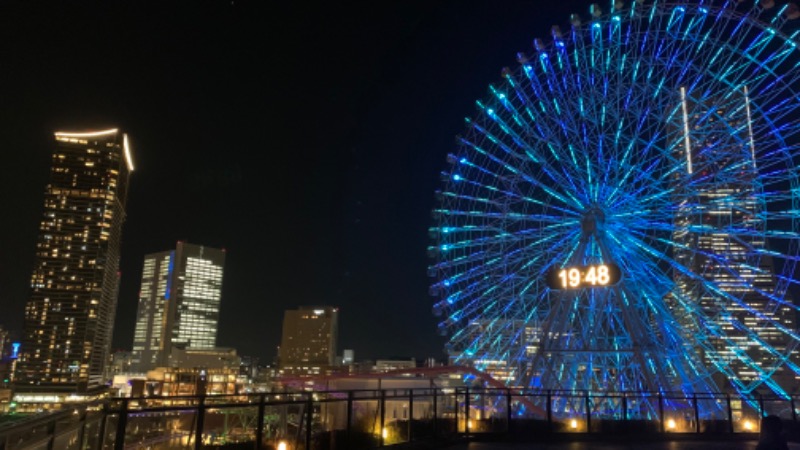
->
[557, 265, 611, 288]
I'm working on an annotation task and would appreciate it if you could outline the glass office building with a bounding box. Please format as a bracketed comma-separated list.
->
[131, 242, 225, 371]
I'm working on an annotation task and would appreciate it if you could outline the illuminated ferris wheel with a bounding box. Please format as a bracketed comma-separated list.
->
[428, 0, 800, 408]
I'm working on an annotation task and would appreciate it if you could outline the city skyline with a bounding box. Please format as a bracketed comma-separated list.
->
[3, 3, 800, 440]
[0, 1, 601, 363]
[9, 0, 799, 379]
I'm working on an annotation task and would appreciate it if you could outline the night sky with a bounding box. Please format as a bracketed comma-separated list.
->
[0, 1, 594, 363]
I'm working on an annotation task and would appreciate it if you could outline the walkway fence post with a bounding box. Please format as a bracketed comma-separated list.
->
[305, 394, 313, 450]
[195, 396, 206, 450]
[346, 390, 354, 446]
[408, 389, 414, 442]
[454, 388, 459, 436]
[464, 387, 470, 434]
[113, 398, 128, 450]
[585, 392, 591, 433]
[379, 390, 386, 447]
[506, 389, 512, 433]
[432, 388, 438, 437]
[256, 394, 266, 450]
[74, 408, 86, 450]
[727, 394, 734, 434]
[97, 402, 110, 450]
[622, 395, 628, 422]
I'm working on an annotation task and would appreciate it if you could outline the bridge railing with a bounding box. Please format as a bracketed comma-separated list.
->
[2, 388, 797, 450]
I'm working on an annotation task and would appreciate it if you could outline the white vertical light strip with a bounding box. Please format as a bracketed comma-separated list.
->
[743, 86, 757, 169]
[123, 134, 135, 172]
[680, 86, 693, 174]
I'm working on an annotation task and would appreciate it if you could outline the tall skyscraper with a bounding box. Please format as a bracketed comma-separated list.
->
[0, 325, 8, 360]
[278, 306, 338, 376]
[16, 129, 133, 397]
[131, 242, 225, 372]
[670, 88, 798, 392]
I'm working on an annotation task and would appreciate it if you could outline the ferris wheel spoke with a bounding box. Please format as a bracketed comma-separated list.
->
[436, 181, 580, 218]
[504, 72, 599, 200]
[539, 41, 620, 203]
[454, 134, 586, 211]
[727, 316, 800, 376]
[668, 296, 777, 396]
[434, 228, 581, 310]
[624, 230, 800, 345]
[441, 161, 577, 216]
[473, 97, 589, 202]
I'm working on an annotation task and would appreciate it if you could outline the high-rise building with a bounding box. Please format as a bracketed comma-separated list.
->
[15, 129, 133, 398]
[445, 319, 535, 386]
[131, 242, 225, 371]
[278, 306, 338, 376]
[670, 88, 798, 392]
[0, 325, 8, 360]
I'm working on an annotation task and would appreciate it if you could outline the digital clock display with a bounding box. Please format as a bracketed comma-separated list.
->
[546, 263, 621, 289]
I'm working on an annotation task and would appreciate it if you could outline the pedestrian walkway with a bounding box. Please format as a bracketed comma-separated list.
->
[438, 440, 800, 449]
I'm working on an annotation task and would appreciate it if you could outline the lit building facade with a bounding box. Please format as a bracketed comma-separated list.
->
[131, 242, 225, 371]
[15, 129, 133, 397]
[144, 366, 242, 397]
[278, 306, 338, 377]
[447, 319, 542, 387]
[374, 359, 417, 373]
[670, 88, 798, 392]
[0, 325, 8, 360]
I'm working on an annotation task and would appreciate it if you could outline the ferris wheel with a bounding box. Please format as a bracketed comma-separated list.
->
[428, 0, 800, 408]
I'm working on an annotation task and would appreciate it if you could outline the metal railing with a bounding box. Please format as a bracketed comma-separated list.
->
[2, 387, 798, 450]
[0, 406, 107, 450]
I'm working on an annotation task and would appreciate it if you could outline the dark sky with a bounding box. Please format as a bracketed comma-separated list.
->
[0, 0, 592, 363]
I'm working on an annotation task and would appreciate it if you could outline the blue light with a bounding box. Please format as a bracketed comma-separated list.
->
[11, 343, 20, 359]
[429, 0, 800, 410]
[165, 251, 175, 300]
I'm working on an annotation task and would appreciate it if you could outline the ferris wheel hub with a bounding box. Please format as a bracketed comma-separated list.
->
[581, 206, 606, 236]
